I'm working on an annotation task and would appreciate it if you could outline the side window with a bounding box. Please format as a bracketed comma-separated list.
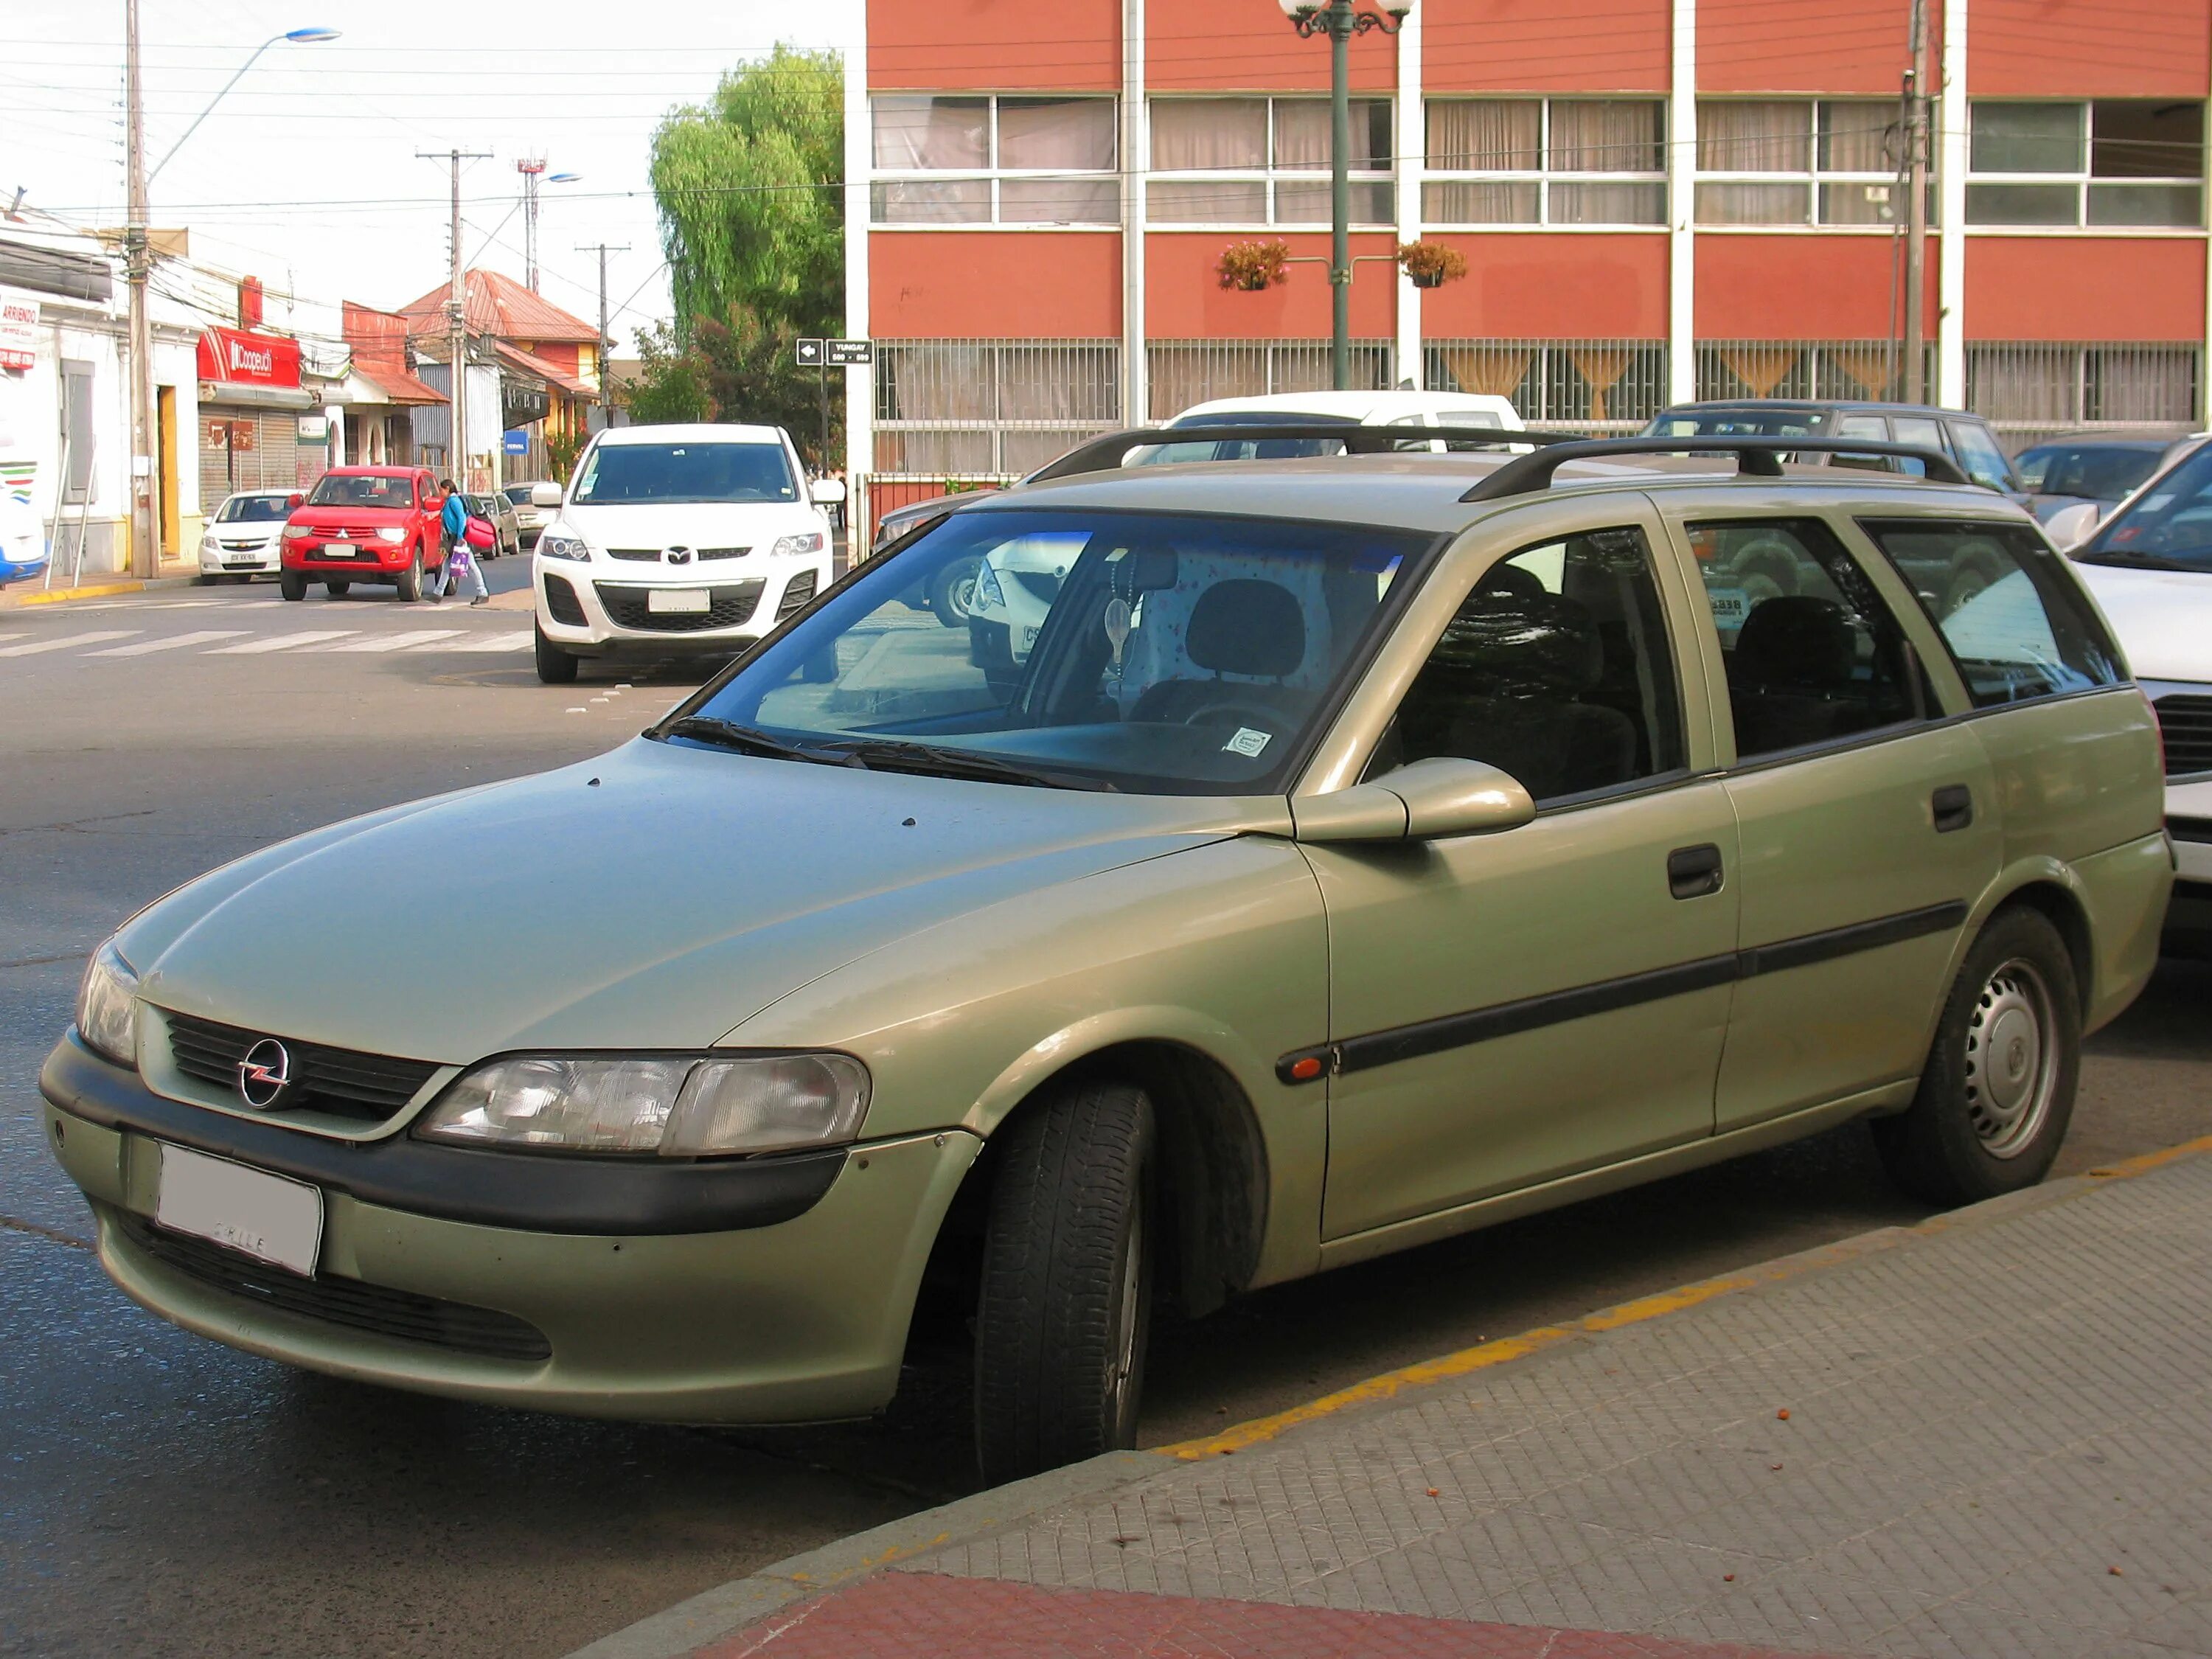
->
[1378, 526, 1685, 803]
[1829, 414, 1899, 476]
[1890, 415, 1949, 479]
[1857, 518, 2124, 706]
[1688, 518, 1927, 760]
[1947, 420, 2018, 493]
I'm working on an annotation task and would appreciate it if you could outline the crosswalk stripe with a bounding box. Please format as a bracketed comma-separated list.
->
[445, 633, 533, 653]
[0, 630, 140, 656]
[325, 629, 465, 653]
[88, 630, 250, 656]
[0, 633, 23, 646]
[208, 630, 358, 654]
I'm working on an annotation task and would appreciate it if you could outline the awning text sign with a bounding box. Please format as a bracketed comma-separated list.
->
[0, 286, 38, 372]
[197, 327, 302, 389]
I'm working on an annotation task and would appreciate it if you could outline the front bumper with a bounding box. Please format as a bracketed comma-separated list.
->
[41, 1037, 980, 1423]
[201, 543, 279, 574]
[535, 558, 828, 657]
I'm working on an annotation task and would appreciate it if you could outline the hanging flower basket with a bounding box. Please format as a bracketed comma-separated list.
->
[1397, 240, 1469, 291]
[1217, 238, 1292, 292]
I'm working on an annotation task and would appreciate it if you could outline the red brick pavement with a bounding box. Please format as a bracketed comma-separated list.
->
[696, 1572, 1859, 1658]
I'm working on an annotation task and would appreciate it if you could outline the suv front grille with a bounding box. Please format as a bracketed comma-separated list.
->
[163, 1011, 439, 1124]
[541, 573, 587, 626]
[594, 580, 764, 633]
[118, 1212, 552, 1362]
[776, 569, 818, 620]
[607, 547, 661, 562]
[2153, 695, 2212, 778]
[698, 546, 748, 561]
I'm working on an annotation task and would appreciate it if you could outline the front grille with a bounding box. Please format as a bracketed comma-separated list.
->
[162, 1011, 439, 1124]
[118, 1212, 552, 1363]
[542, 572, 587, 626]
[607, 547, 661, 562]
[594, 580, 764, 633]
[698, 546, 748, 561]
[776, 569, 818, 620]
[2154, 695, 2212, 778]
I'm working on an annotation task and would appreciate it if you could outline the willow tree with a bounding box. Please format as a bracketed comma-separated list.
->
[649, 44, 843, 341]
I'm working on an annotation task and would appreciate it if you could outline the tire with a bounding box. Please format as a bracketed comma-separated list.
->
[194, 573, 218, 585]
[394, 547, 422, 604]
[974, 1076, 1156, 1486]
[324, 580, 351, 597]
[279, 570, 307, 602]
[927, 555, 984, 628]
[534, 620, 580, 684]
[1873, 906, 2081, 1207]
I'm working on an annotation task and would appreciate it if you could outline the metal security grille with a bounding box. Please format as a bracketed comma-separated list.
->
[1144, 339, 1395, 420]
[197, 408, 309, 515]
[874, 339, 1122, 476]
[1966, 341, 2204, 446]
[1693, 340, 1935, 407]
[1425, 339, 1667, 432]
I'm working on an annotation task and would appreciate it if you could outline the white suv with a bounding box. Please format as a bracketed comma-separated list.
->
[532, 423, 836, 684]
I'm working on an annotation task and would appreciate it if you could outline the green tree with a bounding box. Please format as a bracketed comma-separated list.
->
[622, 310, 843, 472]
[624, 321, 713, 425]
[649, 43, 843, 340]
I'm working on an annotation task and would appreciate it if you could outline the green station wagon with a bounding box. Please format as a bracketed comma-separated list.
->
[44, 432, 2171, 1483]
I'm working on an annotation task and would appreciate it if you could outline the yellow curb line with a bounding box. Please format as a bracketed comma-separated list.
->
[7, 581, 149, 607]
[1158, 1133, 2212, 1463]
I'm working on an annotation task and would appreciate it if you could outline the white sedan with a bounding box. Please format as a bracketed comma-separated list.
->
[200, 490, 301, 581]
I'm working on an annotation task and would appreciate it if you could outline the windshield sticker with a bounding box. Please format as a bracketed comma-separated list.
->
[1221, 727, 1272, 758]
[1706, 587, 1748, 636]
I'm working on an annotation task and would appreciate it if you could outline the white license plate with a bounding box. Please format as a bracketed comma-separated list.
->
[154, 1143, 323, 1276]
[224, 557, 265, 568]
[647, 588, 712, 614]
[321, 541, 358, 557]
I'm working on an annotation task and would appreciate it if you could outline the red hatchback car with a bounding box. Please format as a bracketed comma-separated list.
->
[280, 467, 447, 602]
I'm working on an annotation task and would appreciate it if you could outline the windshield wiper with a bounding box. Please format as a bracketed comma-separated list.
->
[660, 717, 855, 766]
[815, 739, 1119, 793]
[2075, 548, 2199, 571]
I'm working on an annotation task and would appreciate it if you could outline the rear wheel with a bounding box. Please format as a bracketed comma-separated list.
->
[534, 620, 580, 684]
[928, 555, 984, 627]
[1873, 906, 2080, 1206]
[973, 1075, 1156, 1485]
[394, 546, 423, 604]
[278, 570, 307, 602]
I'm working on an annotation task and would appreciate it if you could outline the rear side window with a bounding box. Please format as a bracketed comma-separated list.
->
[1686, 518, 1927, 760]
[1857, 519, 2124, 707]
[1947, 420, 2019, 493]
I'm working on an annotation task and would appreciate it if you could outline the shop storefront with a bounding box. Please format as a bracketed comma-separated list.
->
[196, 326, 314, 515]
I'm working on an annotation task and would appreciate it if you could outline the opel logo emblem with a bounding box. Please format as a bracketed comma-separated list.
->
[665, 544, 693, 565]
[237, 1038, 293, 1109]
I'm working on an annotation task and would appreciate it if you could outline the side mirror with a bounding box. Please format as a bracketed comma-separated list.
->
[810, 478, 847, 506]
[287, 493, 304, 509]
[1293, 757, 1536, 844]
[530, 482, 564, 509]
[2044, 501, 2100, 550]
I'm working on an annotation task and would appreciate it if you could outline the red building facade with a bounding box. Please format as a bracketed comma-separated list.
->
[844, 0, 2211, 519]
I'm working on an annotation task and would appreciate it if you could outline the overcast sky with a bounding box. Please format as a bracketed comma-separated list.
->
[3, 0, 847, 348]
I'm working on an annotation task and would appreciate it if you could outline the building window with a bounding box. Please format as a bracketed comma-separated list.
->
[874, 340, 1122, 475]
[1423, 339, 1667, 428]
[872, 95, 1119, 226]
[1966, 101, 2204, 228]
[1148, 97, 1394, 226]
[1422, 100, 1666, 227]
[1694, 100, 1905, 227]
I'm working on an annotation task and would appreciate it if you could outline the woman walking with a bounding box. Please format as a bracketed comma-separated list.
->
[429, 480, 489, 606]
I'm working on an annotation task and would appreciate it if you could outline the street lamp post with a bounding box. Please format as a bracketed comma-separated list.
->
[1279, 0, 1410, 391]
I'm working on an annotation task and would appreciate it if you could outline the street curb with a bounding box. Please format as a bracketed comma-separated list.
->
[0, 575, 199, 609]
[560, 1131, 2212, 1659]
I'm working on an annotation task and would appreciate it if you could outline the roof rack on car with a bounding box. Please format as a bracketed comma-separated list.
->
[1023, 423, 1590, 484]
[1458, 436, 1969, 501]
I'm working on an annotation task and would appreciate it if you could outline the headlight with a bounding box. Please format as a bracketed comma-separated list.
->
[376, 526, 407, 544]
[414, 1052, 871, 1157]
[771, 532, 824, 557]
[539, 532, 590, 561]
[282, 524, 311, 540]
[975, 560, 1005, 609]
[75, 942, 140, 1068]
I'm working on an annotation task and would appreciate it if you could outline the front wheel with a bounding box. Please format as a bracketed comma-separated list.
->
[534, 620, 579, 684]
[974, 1076, 1156, 1486]
[1873, 906, 2081, 1206]
[394, 546, 423, 604]
[278, 570, 307, 602]
[324, 580, 351, 597]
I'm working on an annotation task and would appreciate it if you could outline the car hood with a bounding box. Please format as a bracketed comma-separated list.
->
[2072, 559, 2212, 684]
[559, 501, 824, 552]
[125, 739, 1279, 1063]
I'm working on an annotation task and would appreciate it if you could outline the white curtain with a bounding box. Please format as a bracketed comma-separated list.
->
[1427, 100, 1540, 170]
[1424, 180, 1539, 223]
[1150, 99, 1267, 170]
[1819, 101, 1896, 172]
[873, 96, 988, 170]
[1695, 181, 1809, 226]
[998, 99, 1115, 170]
[1697, 101, 1809, 172]
[1548, 101, 1663, 173]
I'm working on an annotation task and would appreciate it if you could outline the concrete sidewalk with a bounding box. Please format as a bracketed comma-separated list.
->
[571, 1141, 2212, 1659]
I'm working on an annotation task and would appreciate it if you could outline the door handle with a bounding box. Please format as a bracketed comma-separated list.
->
[1667, 843, 1725, 900]
[1932, 785, 1974, 833]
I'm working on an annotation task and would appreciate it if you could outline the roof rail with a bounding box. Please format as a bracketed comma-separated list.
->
[1458, 435, 1970, 501]
[1024, 422, 1590, 484]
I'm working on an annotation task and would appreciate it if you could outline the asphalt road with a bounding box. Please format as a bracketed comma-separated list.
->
[4, 572, 2208, 1658]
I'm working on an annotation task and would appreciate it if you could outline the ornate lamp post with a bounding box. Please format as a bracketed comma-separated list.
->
[1277, 0, 1411, 390]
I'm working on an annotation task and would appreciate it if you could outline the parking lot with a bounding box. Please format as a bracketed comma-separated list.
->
[4, 574, 2208, 1659]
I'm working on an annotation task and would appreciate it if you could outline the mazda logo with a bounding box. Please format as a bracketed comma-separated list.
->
[237, 1038, 293, 1109]
[665, 545, 693, 565]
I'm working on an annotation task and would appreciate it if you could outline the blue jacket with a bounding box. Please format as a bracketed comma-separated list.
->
[440, 493, 469, 537]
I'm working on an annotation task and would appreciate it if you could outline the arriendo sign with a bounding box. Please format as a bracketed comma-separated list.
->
[195, 326, 302, 389]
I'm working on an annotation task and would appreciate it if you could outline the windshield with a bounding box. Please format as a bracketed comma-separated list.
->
[670, 508, 1430, 795]
[217, 494, 291, 523]
[574, 441, 796, 505]
[307, 474, 416, 509]
[1645, 409, 1831, 438]
[1137, 410, 1358, 465]
[2078, 444, 2212, 571]
[501, 484, 535, 506]
[2014, 442, 2165, 501]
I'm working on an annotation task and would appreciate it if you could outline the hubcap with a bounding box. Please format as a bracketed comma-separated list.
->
[1963, 957, 2057, 1158]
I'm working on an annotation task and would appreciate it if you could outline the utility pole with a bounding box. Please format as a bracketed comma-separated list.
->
[420, 147, 489, 486]
[577, 242, 630, 421]
[124, 0, 159, 579]
[1903, 0, 1930, 403]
